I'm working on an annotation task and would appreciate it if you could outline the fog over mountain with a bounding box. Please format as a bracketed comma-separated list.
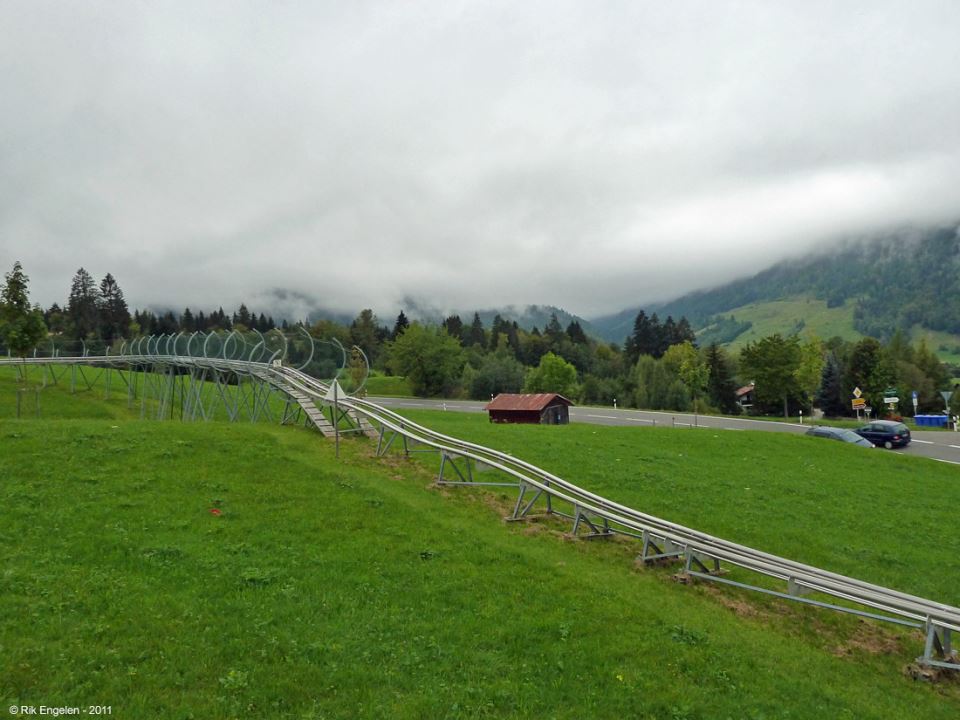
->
[2, 2, 960, 317]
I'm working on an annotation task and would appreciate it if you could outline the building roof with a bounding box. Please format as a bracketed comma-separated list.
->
[484, 393, 574, 412]
[735, 383, 755, 397]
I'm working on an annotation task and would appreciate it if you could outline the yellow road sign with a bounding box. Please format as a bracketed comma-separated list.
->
[851, 398, 866, 409]
[853, 387, 862, 399]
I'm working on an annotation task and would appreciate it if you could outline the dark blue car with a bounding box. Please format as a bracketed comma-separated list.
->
[854, 420, 911, 449]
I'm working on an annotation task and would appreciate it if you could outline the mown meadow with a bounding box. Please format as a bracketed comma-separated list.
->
[2, 367, 959, 718]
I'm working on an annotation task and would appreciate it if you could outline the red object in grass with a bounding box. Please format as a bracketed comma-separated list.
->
[209, 508, 222, 516]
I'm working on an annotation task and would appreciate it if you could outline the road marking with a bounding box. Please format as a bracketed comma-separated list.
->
[912, 439, 934, 445]
[585, 414, 618, 420]
[626, 417, 655, 423]
[932, 458, 960, 466]
[724, 427, 746, 431]
[950, 445, 960, 450]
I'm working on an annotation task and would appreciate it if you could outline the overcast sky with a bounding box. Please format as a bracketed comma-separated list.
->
[2, 1, 959, 320]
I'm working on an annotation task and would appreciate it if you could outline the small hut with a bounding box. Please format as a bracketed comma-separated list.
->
[484, 393, 573, 425]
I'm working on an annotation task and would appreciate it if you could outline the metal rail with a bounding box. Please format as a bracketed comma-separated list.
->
[2, 342, 957, 671]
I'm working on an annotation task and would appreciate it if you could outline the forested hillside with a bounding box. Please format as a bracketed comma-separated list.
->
[593, 224, 960, 343]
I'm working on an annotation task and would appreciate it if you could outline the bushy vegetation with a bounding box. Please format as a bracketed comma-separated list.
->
[2, 261, 956, 418]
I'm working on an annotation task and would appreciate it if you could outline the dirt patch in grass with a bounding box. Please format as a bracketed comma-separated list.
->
[831, 619, 905, 657]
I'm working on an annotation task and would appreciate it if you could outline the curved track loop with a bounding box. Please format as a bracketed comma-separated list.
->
[1, 338, 957, 670]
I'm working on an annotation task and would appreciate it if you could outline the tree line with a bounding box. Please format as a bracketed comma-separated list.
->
[1, 261, 955, 418]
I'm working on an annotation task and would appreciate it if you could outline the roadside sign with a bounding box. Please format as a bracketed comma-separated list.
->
[942, 390, 954, 403]
[912, 390, 918, 400]
[912, 390, 918, 410]
[853, 387, 862, 399]
[883, 396, 899, 404]
[851, 398, 866, 409]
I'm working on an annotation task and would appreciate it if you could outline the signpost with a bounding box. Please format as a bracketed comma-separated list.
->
[942, 390, 953, 415]
[884, 387, 899, 412]
[852, 387, 864, 419]
[912, 390, 918, 414]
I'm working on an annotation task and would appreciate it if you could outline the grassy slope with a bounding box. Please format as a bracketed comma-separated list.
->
[705, 295, 960, 364]
[364, 373, 414, 397]
[719, 296, 861, 351]
[400, 411, 960, 609]
[911, 325, 960, 365]
[2, 374, 960, 717]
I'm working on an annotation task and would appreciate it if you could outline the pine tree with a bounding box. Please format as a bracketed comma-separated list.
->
[466, 312, 486, 349]
[0, 261, 48, 356]
[96, 273, 130, 343]
[441, 314, 464, 344]
[566, 321, 588, 345]
[392, 310, 410, 339]
[544, 313, 564, 347]
[234, 304, 252, 329]
[181, 308, 195, 332]
[816, 353, 847, 417]
[675, 316, 696, 345]
[66, 268, 100, 340]
[705, 343, 738, 414]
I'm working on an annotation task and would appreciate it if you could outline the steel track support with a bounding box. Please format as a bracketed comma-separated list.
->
[684, 550, 722, 575]
[920, 622, 958, 669]
[506, 482, 546, 521]
[640, 531, 684, 564]
[570, 505, 613, 539]
[280, 396, 302, 425]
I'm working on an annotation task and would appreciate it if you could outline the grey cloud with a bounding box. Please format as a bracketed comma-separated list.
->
[2, 1, 959, 319]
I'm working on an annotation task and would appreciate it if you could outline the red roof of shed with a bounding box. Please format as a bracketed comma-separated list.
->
[484, 393, 574, 411]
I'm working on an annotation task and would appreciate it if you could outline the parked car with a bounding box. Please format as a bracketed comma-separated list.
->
[805, 426, 874, 448]
[853, 420, 912, 449]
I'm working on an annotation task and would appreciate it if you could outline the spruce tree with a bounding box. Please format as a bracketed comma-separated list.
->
[441, 314, 463, 343]
[705, 343, 738, 414]
[66, 268, 100, 340]
[466, 312, 486, 349]
[392, 310, 410, 339]
[816, 352, 847, 417]
[97, 273, 130, 343]
[0, 261, 47, 356]
[566, 321, 588, 345]
[181, 308, 195, 332]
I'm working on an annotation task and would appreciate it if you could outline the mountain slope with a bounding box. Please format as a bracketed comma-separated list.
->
[591, 223, 960, 345]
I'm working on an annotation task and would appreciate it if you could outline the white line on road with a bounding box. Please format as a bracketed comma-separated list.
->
[932, 458, 960, 466]
[950, 445, 960, 450]
[912, 439, 934, 444]
[724, 428, 746, 431]
[585, 414, 619, 420]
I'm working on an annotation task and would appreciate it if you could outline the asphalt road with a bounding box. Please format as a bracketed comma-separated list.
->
[367, 396, 960, 467]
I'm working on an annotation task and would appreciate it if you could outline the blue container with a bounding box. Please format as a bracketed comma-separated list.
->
[915, 415, 948, 428]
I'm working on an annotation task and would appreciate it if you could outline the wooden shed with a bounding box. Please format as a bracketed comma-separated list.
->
[484, 393, 573, 425]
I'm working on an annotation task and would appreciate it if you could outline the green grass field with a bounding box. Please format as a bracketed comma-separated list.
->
[2, 368, 960, 718]
[910, 325, 960, 365]
[398, 411, 960, 608]
[721, 296, 862, 350]
[363, 373, 414, 397]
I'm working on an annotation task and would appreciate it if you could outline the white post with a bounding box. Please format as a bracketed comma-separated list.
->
[799, 410, 803, 425]
[613, 398, 617, 410]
